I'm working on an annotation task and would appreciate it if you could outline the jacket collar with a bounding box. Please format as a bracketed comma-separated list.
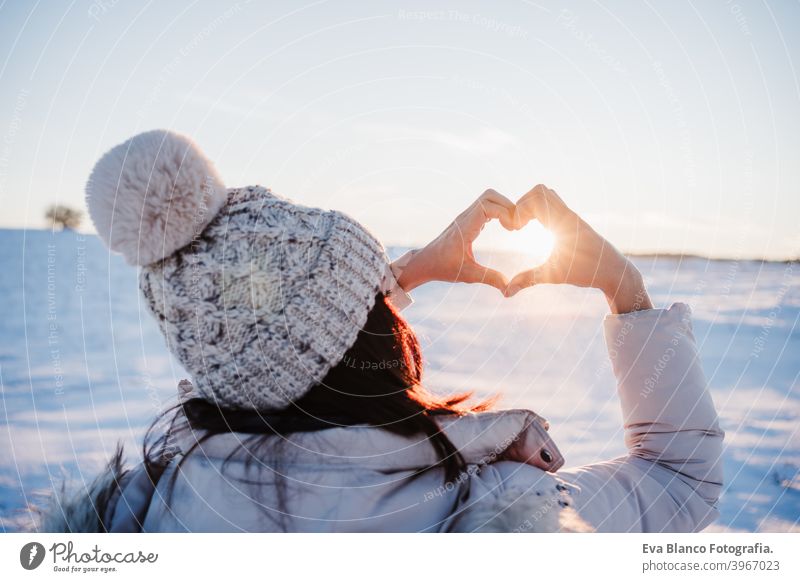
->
[176, 408, 564, 473]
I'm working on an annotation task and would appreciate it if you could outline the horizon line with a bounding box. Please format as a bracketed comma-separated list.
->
[2, 226, 797, 264]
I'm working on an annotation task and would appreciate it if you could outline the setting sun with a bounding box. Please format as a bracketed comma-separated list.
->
[512, 221, 556, 266]
[477, 219, 555, 274]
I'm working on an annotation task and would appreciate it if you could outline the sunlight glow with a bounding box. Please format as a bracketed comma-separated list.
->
[475, 220, 556, 278]
[512, 222, 556, 267]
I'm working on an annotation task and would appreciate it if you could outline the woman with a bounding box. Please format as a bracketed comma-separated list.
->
[42, 130, 723, 533]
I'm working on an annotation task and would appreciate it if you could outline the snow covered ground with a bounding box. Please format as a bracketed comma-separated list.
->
[1, 228, 798, 532]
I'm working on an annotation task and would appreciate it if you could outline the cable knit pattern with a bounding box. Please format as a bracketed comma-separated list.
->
[139, 185, 388, 411]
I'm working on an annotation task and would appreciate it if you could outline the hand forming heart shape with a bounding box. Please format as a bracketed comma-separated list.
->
[442, 189, 549, 292]
[391, 185, 635, 301]
[390, 188, 534, 294]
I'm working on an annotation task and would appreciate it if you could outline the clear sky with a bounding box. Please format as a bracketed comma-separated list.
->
[1, 0, 798, 259]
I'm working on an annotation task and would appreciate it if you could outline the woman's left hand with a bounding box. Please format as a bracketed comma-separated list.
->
[505, 184, 652, 314]
[390, 189, 517, 294]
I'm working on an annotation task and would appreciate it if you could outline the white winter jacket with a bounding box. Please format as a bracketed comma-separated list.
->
[79, 301, 724, 533]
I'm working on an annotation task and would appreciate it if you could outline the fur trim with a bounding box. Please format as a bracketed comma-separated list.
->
[30, 444, 128, 533]
[450, 487, 594, 533]
[86, 129, 227, 266]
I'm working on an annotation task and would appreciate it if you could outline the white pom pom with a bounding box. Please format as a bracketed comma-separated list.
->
[86, 129, 227, 266]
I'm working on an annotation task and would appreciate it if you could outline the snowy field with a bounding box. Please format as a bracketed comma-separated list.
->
[1, 228, 798, 532]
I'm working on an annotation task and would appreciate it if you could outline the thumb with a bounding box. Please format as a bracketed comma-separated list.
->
[466, 264, 509, 293]
[505, 267, 547, 297]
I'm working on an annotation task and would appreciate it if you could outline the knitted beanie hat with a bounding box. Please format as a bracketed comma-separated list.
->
[86, 129, 391, 411]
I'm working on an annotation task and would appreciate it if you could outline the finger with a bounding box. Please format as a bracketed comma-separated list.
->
[513, 186, 543, 229]
[515, 184, 569, 229]
[480, 200, 517, 231]
[505, 267, 547, 297]
[478, 189, 517, 230]
[463, 263, 509, 293]
[459, 198, 515, 240]
[515, 185, 553, 227]
[518, 184, 568, 207]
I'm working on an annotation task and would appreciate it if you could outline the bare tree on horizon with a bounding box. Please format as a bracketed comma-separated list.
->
[45, 204, 83, 231]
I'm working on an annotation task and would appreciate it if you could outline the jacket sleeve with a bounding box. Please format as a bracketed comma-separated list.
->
[381, 261, 414, 310]
[556, 302, 725, 532]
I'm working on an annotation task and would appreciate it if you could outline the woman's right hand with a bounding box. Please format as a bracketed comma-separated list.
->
[391, 189, 517, 294]
[506, 184, 653, 314]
